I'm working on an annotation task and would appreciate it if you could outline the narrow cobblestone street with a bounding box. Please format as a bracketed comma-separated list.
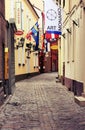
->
[0, 73, 85, 130]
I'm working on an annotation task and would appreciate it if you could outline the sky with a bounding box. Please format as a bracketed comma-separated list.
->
[29, 0, 44, 28]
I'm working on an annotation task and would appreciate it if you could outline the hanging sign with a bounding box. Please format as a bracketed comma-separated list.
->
[44, 0, 62, 35]
[15, 30, 23, 35]
[15, 2, 22, 29]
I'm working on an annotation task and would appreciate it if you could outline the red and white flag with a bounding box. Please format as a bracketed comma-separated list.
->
[26, 32, 32, 40]
[45, 32, 59, 40]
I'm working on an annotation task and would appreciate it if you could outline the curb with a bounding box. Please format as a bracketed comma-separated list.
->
[0, 95, 12, 112]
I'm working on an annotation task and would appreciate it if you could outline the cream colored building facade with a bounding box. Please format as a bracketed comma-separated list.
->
[58, 0, 85, 96]
[5, 0, 39, 80]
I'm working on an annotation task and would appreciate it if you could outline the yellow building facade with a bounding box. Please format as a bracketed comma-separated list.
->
[58, 0, 85, 96]
[5, 0, 39, 81]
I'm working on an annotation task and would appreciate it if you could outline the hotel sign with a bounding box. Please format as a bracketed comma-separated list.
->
[15, 2, 22, 29]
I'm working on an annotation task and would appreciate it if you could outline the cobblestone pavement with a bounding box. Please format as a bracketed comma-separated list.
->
[0, 72, 85, 130]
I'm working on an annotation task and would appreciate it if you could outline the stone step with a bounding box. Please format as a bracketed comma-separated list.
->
[82, 93, 85, 98]
[74, 96, 85, 107]
[56, 79, 61, 83]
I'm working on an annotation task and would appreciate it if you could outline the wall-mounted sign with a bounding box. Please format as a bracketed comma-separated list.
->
[15, 30, 23, 35]
[51, 45, 58, 50]
[15, 2, 22, 29]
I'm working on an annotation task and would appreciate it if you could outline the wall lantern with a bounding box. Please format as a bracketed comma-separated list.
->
[15, 37, 25, 49]
[33, 45, 36, 51]
[25, 43, 32, 52]
[26, 43, 32, 49]
[18, 37, 25, 47]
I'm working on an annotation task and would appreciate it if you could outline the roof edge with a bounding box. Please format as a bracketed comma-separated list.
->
[27, 0, 39, 19]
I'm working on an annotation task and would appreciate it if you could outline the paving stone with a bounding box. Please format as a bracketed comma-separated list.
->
[0, 73, 85, 130]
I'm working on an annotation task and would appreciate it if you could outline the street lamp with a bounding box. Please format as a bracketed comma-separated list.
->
[15, 37, 25, 49]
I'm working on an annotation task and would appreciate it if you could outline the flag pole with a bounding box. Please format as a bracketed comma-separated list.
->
[42, 0, 45, 51]
[42, 0, 44, 34]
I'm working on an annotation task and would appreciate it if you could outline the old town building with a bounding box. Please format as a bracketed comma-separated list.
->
[0, 0, 5, 105]
[58, 0, 85, 104]
[0, 0, 17, 104]
[5, 0, 39, 83]
[0, 0, 8, 104]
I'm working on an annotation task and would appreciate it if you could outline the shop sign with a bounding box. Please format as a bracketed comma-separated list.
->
[15, 30, 23, 35]
[51, 45, 58, 50]
[15, 2, 22, 29]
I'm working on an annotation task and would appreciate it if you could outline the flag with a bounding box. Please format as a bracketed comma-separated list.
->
[47, 42, 50, 52]
[44, 0, 62, 35]
[31, 22, 39, 50]
[46, 42, 51, 52]
[41, 34, 45, 50]
[41, 12, 45, 25]
[26, 32, 32, 41]
[44, 39, 50, 52]
[45, 32, 59, 40]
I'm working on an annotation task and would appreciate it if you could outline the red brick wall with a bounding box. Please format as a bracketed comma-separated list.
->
[44, 52, 51, 72]
[0, 0, 5, 104]
[0, 0, 5, 17]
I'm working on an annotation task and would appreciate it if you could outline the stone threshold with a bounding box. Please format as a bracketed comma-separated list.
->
[74, 96, 85, 107]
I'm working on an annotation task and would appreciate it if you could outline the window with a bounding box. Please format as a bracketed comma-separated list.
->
[55, 0, 58, 4]
[72, 23, 76, 62]
[63, 0, 65, 8]
[67, 31, 70, 63]
[59, 0, 61, 5]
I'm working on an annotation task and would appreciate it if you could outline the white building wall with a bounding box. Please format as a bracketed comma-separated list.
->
[60, 1, 85, 93]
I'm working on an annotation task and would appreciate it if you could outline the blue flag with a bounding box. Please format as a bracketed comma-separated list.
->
[31, 22, 39, 50]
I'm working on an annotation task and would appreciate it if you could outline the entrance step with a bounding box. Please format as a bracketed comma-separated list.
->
[74, 96, 85, 107]
[82, 93, 85, 98]
[56, 78, 61, 83]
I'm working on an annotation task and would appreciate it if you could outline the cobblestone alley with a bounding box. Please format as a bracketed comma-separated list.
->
[0, 73, 85, 130]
